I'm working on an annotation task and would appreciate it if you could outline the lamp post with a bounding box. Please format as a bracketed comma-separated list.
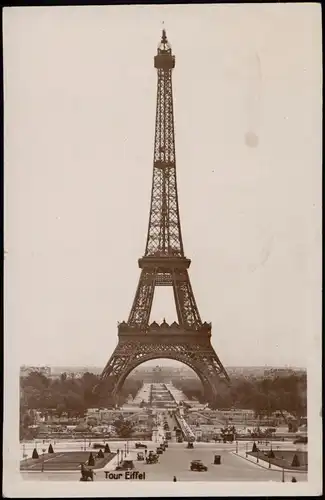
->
[41, 448, 46, 472]
[245, 442, 248, 457]
[282, 467, 285, 482]
[235, 440, 238, 454]
[117, 449, 120, 465]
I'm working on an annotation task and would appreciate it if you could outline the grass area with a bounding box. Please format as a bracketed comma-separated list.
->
[248, 449, 307, 471]
[20, 451, 115, 471]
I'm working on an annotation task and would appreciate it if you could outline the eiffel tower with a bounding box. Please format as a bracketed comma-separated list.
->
[97, 30, 229, 406]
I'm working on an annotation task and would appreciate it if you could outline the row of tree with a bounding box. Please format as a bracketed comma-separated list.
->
[20, 371, 142, 420]
[172, 372, 307, 424]
[20, 369, 307, 433]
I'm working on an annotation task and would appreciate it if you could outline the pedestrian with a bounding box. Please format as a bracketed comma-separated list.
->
[173, 476, 177, 482]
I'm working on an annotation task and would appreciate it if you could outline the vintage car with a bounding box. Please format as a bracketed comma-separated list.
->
[115, 460, 135, 471]
[137, 452, 145, 461]
[92, 443, 105, 449]
[135, 442, 148, 449]
[146, 454, 158, 464]
[156, 447, 163, 454]
[293, 436, 308, 444]
[190, 460, 208, 472]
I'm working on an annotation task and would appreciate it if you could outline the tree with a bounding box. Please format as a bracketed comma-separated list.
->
[117, 378, 143, 406]
[220, 425, 236, 442]
[22, 413, 33, 428]
[20, 370, 102, 418]
[113, 418, 135, 438]
[88, 452, 95, 466]
[292, 454, 300, 467]
[171, 378, 205, 403]
[65, 391, 85, 414]
[87, 418, 98, 428]
[21, 371, 50, 391]
[249, 374, 307, 425]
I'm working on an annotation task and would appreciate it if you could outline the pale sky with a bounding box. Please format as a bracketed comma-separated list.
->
[4, 5, 322, 369]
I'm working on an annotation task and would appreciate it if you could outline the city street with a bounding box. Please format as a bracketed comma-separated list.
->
[19, 386, 308, 484]
[21, 441, 307, 482]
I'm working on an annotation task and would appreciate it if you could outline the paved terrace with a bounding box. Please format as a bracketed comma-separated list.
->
[20, 440, 307, 482]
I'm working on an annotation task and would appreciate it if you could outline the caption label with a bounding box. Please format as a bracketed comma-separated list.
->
[106, 471, 146, 480]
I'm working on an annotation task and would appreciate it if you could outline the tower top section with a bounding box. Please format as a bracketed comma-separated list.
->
[154, 29, 175, 70]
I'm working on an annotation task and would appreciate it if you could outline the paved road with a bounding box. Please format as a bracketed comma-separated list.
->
[21, 438, 307, 456]
[21, 441, 307, 482]
[126, 443, 307, 482]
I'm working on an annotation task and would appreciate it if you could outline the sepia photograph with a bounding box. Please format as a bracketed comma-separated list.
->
[3, 3, 322, 497]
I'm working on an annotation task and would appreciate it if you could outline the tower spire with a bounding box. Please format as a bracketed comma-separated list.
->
[157, 27, 172, 56]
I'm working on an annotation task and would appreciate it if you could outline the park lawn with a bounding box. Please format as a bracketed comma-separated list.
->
[20, 451, 115, 471]
[248, 450, 307, 471]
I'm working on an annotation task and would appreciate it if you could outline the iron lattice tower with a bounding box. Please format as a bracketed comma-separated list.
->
[98, 30, 229, 405]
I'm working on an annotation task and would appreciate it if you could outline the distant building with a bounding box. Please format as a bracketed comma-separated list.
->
[130, 365, 198, 382]
[216, 409, 255, 421]
[68, 371, 85, 379]
[85, 408, 146, 424]
[20, 365, 51, 378]
[92, 424, 114, 434]
[264, 368, 295, 377]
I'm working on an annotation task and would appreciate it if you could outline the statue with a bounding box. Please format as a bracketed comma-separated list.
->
[80, 463, 96, 481]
